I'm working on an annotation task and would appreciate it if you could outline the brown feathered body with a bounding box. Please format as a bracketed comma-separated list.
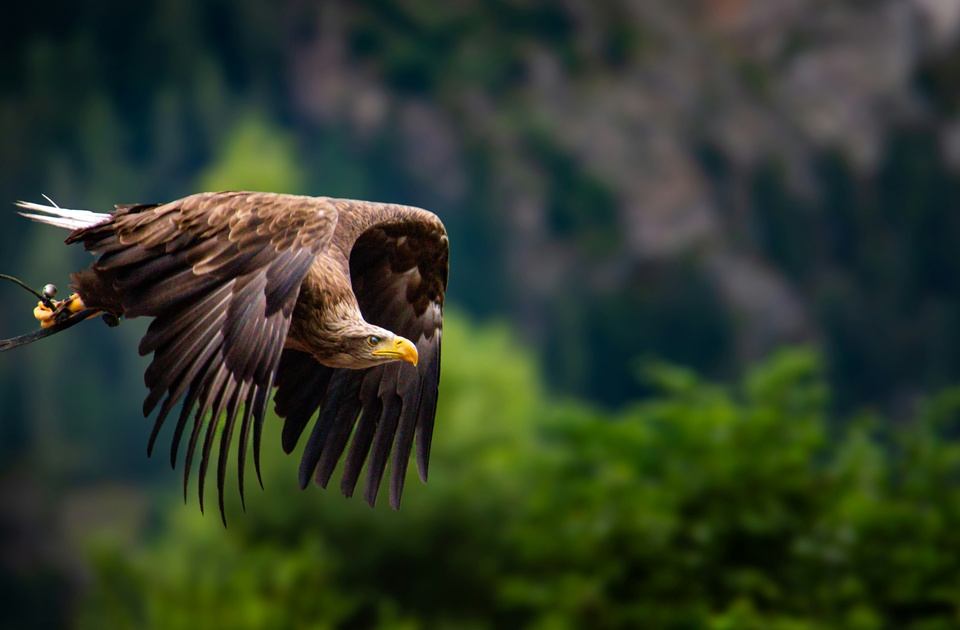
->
[53, 191, 448, 521]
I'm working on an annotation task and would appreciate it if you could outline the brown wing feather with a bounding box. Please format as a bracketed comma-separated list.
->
[274, 200, 448, 509]
[66, 191, 337, 523]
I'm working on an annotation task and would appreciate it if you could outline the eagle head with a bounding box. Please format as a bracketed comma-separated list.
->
[325, 323, 419, 369]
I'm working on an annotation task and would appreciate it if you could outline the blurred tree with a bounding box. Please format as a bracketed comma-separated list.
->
[199, 114, 306, 193]
[5, 0, 960, 415]
[79, 314, 960, 630]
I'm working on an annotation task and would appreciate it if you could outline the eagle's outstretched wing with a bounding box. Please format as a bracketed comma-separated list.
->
[274, 200, 448, 510]
[68, 191, 337, 523]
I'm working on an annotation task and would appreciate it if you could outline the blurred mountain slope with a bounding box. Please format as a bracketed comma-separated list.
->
[2, 0, 960, 412]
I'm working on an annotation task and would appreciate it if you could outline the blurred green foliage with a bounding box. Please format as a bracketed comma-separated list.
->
[199, 114, 306, 194]
[78, 313, 960, 629]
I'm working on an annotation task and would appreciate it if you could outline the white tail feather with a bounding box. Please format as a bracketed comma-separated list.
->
[15, 199, 110, 231]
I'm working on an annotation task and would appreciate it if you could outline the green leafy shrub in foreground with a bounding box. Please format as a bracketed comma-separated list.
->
[80, 313, 960, 629]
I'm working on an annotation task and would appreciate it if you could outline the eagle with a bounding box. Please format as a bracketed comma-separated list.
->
[9, 191, 448, 524]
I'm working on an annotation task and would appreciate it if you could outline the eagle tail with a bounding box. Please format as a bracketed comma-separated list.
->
[15, 197, 110, 231]
[1, 194, 114, 351]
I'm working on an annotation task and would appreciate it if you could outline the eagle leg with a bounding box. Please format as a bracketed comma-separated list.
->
[34, 292, 88, 328]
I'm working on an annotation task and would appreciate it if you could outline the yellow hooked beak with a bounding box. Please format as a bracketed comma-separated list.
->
[372, 336, 419, 366]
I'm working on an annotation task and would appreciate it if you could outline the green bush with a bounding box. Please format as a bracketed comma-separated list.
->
[79, 314, 960, 629]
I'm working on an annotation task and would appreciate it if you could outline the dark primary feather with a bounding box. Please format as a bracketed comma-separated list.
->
[275, 199, 449, 510]
[67, 192, 337, 524]
[339, 367, 384, 495]
[314, 371, 367, 488]
[274, 349, 334, 454]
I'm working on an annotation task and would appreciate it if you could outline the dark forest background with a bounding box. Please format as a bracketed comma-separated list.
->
[3, 1, 960, 628]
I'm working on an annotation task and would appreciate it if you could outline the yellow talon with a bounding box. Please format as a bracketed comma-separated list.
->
[65, 293, 85, 313]
[33, 293, 86, 328]
[34, 301, 56, 328]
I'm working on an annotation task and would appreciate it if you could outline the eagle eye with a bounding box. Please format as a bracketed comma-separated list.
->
[367, 335, 381, 346]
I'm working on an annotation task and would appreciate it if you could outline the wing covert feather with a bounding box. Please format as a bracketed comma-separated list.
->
[67, 192, 337, 523]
